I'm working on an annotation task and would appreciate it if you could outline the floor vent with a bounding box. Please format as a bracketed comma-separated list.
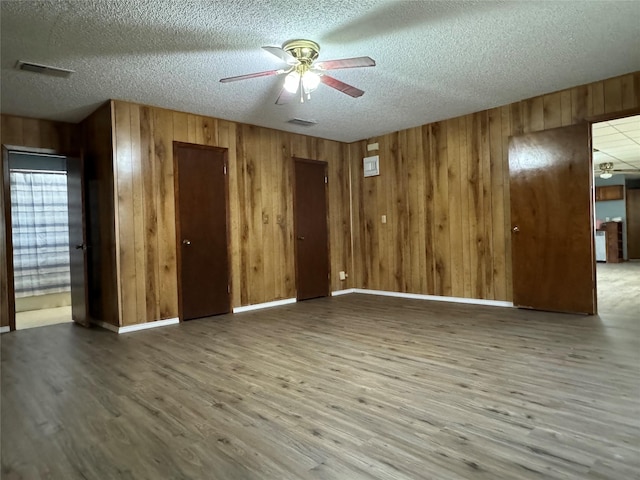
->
[287, 118, 317, 127]
[16, 60, 74, 78]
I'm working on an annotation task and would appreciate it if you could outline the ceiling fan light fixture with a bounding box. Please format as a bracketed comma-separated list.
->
[283, 71, 300, 93]
[598, 162, 614, 179]
[219, 39, 375, 105]
[302, 71, 320, 93]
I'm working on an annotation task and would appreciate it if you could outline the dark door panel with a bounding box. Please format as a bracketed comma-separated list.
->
[509, 124, 596, 314]
[175, 143, 230, 320]
[627, 189, 640, 259]
[294, 158, 329, 301]
[66, 157, 90, 327]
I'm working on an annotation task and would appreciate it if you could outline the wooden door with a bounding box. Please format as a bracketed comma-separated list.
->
[627, 189, 640, 259]
[174, 143, 230, 320]
[509, 124, 596, 314]
[294, 158, 330, 301]
[66, 157, 90, 327]
[1, 147, 15, 330]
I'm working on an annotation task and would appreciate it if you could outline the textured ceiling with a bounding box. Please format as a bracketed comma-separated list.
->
[1, 0, 640, 143]
[593, 115, 640, 177]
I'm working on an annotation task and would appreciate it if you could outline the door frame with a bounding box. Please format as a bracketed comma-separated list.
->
[173, 141, 232, 321]
[587, 108, 640, 308]
[292, 157, 331, 300]
[1, 144, 83, 332]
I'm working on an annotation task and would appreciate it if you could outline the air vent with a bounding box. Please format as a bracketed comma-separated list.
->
[16, 60, 74, 78]
[287, 118, 317, 127]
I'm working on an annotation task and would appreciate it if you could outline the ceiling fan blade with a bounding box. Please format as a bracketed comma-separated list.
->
[262, 46, 298, 64]
[220, 69, 284, 83]
[320, 75, 365, 98]
[314, 56, 375, 70]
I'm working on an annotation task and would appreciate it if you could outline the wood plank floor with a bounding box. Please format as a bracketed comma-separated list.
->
[596, 260, 640, 316]
[2, 294, 639, 479]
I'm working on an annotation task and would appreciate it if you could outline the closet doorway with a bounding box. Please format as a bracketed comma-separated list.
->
[4, 150, 88, 330]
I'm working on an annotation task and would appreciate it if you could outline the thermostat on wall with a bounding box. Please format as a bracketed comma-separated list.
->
[363, 155, 379, 177]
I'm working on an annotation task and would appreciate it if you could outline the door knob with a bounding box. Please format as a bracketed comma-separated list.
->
[512, 226, 520, 233]
[182, 239, 191, 246]
[75, 244, 87, 250]
[297, 236, 305, 240]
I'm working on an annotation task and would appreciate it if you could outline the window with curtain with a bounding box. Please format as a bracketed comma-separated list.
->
[10, 171, 71, 298]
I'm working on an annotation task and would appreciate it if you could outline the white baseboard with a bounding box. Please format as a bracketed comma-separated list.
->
[88, 290, 510, 334]
[352, 289, 513, 308]
[0, 326, 10, 334]
[233, 297, 297, 313]
[92, 317, 179, 334]
[331, 289, 356, 296]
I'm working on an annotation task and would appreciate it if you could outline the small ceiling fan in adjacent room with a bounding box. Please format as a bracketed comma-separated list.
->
[594, 161, 640, 179]
[220, 39, 375, 104]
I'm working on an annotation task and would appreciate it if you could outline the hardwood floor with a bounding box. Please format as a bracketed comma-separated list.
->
[2, 294, 639, 479]
[15, 306, 73, 330]
[596, 260, 640, 316]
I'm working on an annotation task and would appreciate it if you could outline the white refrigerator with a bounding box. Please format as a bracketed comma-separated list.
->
[595, 231, 606, 262]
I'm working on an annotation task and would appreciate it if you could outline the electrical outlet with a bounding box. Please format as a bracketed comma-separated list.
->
[381, 215, 387, 224]
[339, 271, 347, 281]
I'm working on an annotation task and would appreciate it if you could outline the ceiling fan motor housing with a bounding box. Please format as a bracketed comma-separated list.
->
[283, 39, 320, 65]
[599, 162, 614, 171]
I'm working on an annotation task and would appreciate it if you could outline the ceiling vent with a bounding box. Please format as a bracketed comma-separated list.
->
[287, 118, 317, 127]
[16, 60, 74, 78]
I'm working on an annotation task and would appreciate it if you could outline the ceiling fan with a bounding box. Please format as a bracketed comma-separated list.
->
[220, 39, 375, 105]
[594, 161, 640, 178]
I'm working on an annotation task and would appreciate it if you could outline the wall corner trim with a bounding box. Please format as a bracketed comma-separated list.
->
[92, 317, 179, 334]
[233, 298, 296, 313]
[352, 289, 514, 308]
[0, 326, 10, 334]
[331, 289, 356, 296]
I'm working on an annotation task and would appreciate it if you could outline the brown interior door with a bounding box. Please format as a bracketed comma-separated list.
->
[174, 143, 230, 320]
[1, 147, 16, 330]
[294, 158, 330, 301]
[66, 156, 90, 327]
[509, 124, 596, 314]
[627, 189, 640, 259]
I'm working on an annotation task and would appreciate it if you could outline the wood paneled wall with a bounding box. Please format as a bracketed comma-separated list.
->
[1, 115, 79, 153]
[3, 72, 637, 329]
[111, 101, 352, 326]
[1, 114, 80, 329]
[350, 72, 640, 301]
[81, 103, 119, 326]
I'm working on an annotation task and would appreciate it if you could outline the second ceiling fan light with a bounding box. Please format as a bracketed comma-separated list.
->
[283, 69, 321, 96]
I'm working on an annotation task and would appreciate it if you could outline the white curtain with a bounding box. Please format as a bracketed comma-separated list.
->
[10, 171, 71, 298]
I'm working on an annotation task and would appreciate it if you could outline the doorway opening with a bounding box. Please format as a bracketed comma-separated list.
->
[592, 114, 640, 316]
[8, 151, 73, 330]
